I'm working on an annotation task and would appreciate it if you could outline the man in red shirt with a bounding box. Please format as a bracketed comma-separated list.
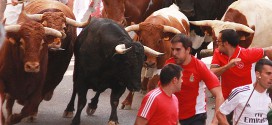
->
[210, 29, 272, 124]
[165, 34, 224, 125]
[135, 63, 183, 125]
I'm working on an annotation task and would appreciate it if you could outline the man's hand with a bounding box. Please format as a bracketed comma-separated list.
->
[228, 58, 241, 68]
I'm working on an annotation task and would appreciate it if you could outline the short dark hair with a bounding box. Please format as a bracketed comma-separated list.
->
[219, 29, 239, 47]
[170, 33, 192, 50]
[160, 63, 183, 86]
[255, 58, 272, 72]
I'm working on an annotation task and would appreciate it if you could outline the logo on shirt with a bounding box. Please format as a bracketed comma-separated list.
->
[189, 73, 194, 82]
[236, 61, 244, 69]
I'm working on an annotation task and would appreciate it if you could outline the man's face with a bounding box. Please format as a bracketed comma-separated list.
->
[171, 42, 189, 65]
[176, 71, 183, 91]
[258, 65, 272, 89]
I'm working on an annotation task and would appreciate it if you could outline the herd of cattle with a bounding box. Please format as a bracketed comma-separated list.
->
[0, 0, 272, 125]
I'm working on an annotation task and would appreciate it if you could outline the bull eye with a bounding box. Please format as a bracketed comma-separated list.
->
[19, 39, 25, 49]
[62, 23, 67, 30]
[144, 55, 147, 61]
[157, 39, 162, 44]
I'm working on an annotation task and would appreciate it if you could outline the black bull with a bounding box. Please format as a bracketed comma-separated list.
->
[63, 18, 153, 125]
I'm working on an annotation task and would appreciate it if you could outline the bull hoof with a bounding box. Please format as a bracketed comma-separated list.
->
[7, 114, 22, 125]
[62, 111, 74, 118]
[108, 120, 119, 125]
[21, 114, 37, 123]
[120, 104, 131, 110]
[86, 106, 96, 116]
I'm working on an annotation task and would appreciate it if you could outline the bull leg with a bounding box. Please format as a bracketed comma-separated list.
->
[63, 83, 77, 118]
[109, 86, 126, 125]
[120, 91, 134, 110]
[21, 105, 38, 123]
[5, 95, 15, 119]
[141, 77, 149, 94]
[147, 75, 159, 92]
[71, 85, 88, 125]
[0, 80, 5, 124]
[86, 91, 102, 116]
[7, 94, 43, 124]
[43, 89, 54, 101]
[120, 77, 148, 110]
[0, 93, 5, 125]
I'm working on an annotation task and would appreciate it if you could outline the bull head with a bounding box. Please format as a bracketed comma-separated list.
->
[190, 20, 255, 57]
[25, 13, 91, 48]
[5, 24, 63, 72]
[190, 20, 254, 40]
[125, 23, 181, 68]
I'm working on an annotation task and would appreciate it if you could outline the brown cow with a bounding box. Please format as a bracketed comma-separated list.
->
[0, 19, 63, 124]
[22, 0, 90, 101]
[122, 4, 190, 109]
[102, 0, 164, 26]
[2, 0, 90, 122]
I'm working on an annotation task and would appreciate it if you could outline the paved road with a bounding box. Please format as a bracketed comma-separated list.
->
[3, 56, 216, 125]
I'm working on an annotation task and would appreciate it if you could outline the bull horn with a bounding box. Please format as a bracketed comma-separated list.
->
[232, 23, 254, 34]
[199, 49, 214, 58]
[26, 14, 43, 21]
[189, 20, 215, 27]
[163, 25, 181, 34]
[125, 24, 139, 32]
[144, 46, 164, 57]
[44, 27, 63, 38]
[115, 44, 132, 54]
[4, 25, 21, 33]
[66, 15, 91, 28]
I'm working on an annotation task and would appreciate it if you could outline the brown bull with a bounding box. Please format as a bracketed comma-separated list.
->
[0, 19, 63, 125]
[22, 0, 90, 101]
[121, 4, 190, 109]
[2, 0, 90, 122]
[102, 0, 164, 26]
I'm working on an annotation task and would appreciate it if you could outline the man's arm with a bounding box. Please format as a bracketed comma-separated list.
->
[209, 86, 225, 125]
[263, 46, 272, 60]
[216, 110, 229, 125]
[210, 58, 241, 77]
[134, 116, 148, 125]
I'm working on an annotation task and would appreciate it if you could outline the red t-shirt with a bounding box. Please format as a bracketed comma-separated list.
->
[211, 46, 263, 99]
[137, 87, 179, 125]
[165, 56, 220, 119]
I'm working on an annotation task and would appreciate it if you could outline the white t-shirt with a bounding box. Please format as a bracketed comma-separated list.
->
[220, 84, 271, 125]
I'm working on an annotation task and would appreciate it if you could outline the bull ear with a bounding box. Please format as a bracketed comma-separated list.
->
[237, 31, 253, 41]
[201, 26, 213, 36]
